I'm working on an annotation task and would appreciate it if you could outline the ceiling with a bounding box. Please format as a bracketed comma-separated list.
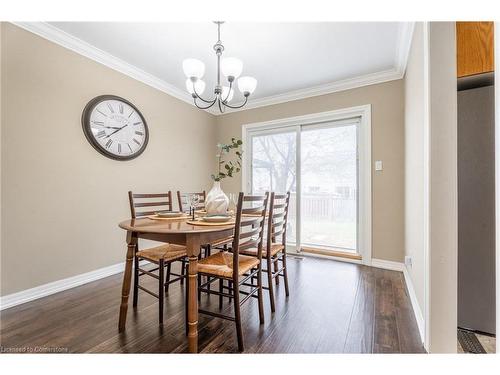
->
[25, 22, 413, 112]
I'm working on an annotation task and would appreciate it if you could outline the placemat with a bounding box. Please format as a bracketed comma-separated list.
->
[147, 214, 190, 221]
[186, 219, 235, 226]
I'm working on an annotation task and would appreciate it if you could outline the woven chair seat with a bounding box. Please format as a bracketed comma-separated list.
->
[198, 252, 260, 279]
[239, 243, 284, 258]
[136, 244, 187, 262]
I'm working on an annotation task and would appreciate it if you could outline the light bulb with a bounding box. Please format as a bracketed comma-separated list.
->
[237, 76, 257, 96]
[220, 57, 243, 80]
[182, 58, 205, 79]
[185, 79, 206, 95]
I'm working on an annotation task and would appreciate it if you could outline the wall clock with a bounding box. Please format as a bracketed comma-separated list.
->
[82, 95, 149, 161]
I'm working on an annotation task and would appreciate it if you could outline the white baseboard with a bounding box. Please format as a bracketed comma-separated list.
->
[370, 258, 425, 344]
[371, 258, 405, 271]
[402, 266, 425, 344]
[0, 262, 127, 310]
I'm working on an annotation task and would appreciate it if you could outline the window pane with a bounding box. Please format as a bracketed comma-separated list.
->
[300, 124, 357, 251]
[251, 131, 297, 244]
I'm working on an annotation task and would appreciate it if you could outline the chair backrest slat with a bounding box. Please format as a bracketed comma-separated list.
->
[239, 238, 261, 251]
[239, 226, 261, 240]
[273, 194, 288, 199]
[272, 203, 287, 209]
[133, 201, 171, 208]
[242, 195, 268, 202]
[231, 192, 269, 280]
[240, 217, 264, 227]
[242, 205, 267, 215]
[272, 229, 284, 238]
[132, 193, 170, 198]
[128, 191, 173, 219]
[177, 191, 206, 212]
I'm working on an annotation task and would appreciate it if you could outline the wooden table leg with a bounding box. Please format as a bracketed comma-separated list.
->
[187, 254, 199, 353]
[186, 234, 201, 353]
[118, 231, 137, 332]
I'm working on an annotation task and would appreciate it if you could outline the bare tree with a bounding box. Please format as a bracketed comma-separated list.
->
[252, 125, 356, 193]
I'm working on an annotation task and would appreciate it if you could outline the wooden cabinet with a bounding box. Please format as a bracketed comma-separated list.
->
[456, 22, 494, 78]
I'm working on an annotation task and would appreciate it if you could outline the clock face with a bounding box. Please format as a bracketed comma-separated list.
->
[82, 95, 149, 161]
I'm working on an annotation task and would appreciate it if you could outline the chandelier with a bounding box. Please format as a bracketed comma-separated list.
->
[182, 21, 257, 113]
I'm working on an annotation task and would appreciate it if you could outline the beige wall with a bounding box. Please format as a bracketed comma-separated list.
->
[0, 23, 217, 296]
[428, 22, 457, 353]
[216, 80, 405, 263]
[404, 22, 426, 321]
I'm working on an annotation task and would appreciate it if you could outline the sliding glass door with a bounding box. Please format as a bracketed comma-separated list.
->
[247, 118, 359, 255]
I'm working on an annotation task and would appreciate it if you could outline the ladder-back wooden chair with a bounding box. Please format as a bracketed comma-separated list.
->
[195, 192, 269, 352]
[128, 191, 188, 324]
[240, 192, 291, 312]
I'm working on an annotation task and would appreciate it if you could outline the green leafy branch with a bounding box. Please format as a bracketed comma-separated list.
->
[211, 138, 243, 182]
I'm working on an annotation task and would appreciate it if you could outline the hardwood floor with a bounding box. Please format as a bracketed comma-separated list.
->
[0, 256, 425, 353]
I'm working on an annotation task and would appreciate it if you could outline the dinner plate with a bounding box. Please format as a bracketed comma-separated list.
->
[201, 215, 232, 223]
[155, 211, 184, 218]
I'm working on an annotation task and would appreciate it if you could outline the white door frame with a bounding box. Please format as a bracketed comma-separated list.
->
[241, 104, 372, 265]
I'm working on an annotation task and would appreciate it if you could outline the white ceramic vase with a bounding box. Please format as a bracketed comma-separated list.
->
[205, 181, 229, 215]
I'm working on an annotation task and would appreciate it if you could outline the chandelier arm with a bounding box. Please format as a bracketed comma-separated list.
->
[194, 97, 217, 110]
[220, 96, 249, 109]
[192, 85, 215, 104]
[218, 98, 226, 114]
[221, 80, 233, 103]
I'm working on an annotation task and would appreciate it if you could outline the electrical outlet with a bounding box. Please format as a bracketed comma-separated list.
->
[405, 255, 412, 268]
[375, 160, 383, 171]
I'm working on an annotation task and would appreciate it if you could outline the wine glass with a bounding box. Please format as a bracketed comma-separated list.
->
[190, 194, 200, 218]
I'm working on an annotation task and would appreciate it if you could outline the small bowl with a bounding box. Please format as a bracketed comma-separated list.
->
[201, 215, 232, 223]
[156, 211, 184, 218]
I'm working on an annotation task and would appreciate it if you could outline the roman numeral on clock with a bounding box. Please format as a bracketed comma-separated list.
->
[97, 109, 108, 117]
[133, 138, 141, 146]
[118, 143, 122, 154]
[133, 121, 142, 126]
[135, 131, 144, 136]
[107, 103, 114, 113]
[119, 103, 124, 114]
[105, 139, 113, 149]
[96, 130, 106, 138]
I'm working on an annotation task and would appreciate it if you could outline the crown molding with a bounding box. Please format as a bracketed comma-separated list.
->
[220, 68, 403, 114]
[395, 21, 415, 76]
[12, 21, 415, 116]
[11, 22, 196, 107]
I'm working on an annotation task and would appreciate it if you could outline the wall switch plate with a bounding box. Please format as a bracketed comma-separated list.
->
[405, 255, 412, 267]
[375, 160, 383, 171]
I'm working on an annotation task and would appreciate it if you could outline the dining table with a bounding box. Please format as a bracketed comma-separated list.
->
[117, 214, 258, 353]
